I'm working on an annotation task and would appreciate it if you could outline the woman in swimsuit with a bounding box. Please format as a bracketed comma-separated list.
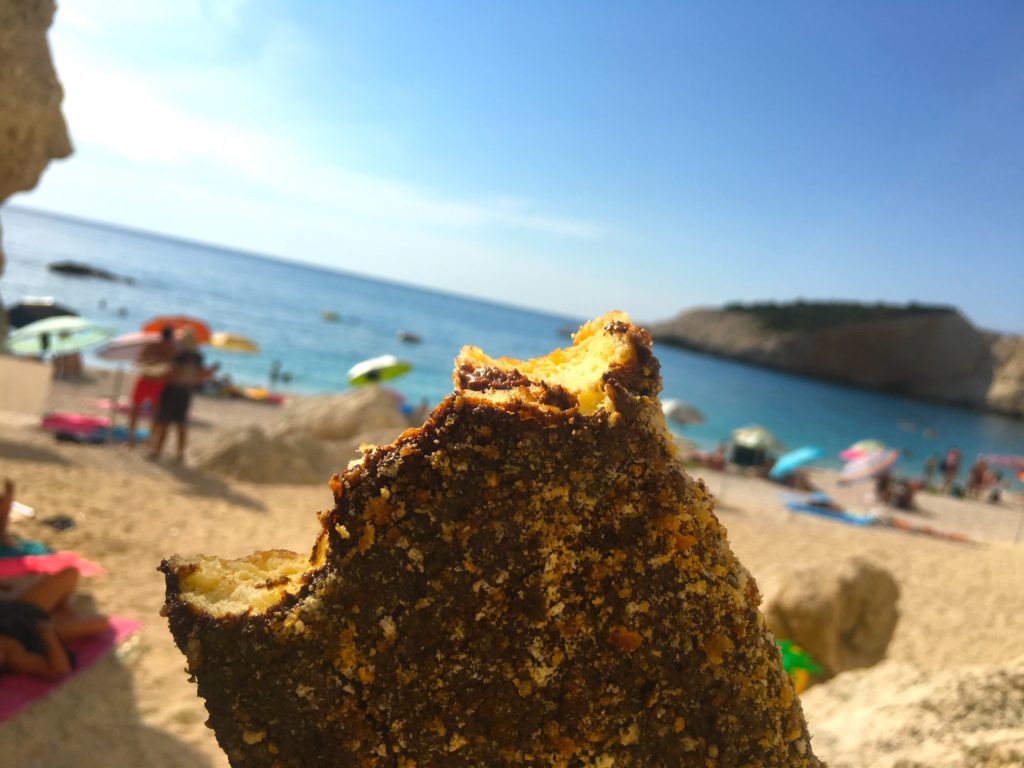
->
[0, 481, 110, 678]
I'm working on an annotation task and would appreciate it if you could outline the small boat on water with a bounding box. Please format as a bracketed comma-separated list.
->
[348, 355, 412, 386]
[321, 310, 339, 322]
[397, 330, 422, 344]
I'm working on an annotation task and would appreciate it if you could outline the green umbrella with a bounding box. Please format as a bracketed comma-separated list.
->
[731, 424, 783, 452]
[5, 315, 114, 356]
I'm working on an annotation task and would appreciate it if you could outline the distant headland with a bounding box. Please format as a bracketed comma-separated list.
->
[648, 301, 1024, 417]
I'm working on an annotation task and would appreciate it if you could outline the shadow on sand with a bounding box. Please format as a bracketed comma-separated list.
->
[4, 647, 218, 768]
[0, 439, 72, 467]
[163, 462, 265, 512]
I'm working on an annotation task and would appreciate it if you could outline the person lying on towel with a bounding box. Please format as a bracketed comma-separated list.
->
[0, 481, 110, 678]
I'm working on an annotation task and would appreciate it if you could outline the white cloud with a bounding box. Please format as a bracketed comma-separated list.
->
[49, 13, 600, 242]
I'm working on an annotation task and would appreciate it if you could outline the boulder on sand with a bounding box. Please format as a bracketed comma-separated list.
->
[193, 388, 413, 485]
[279, 386, 410, 442]
[765, 556, 899, 679]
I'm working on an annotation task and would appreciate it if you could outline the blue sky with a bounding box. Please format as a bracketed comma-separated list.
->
[16, 1, 1024, 331]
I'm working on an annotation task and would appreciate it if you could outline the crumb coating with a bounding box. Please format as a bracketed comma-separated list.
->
[160, 312, 822, 767]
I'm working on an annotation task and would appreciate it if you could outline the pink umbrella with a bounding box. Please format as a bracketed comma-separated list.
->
[94, 331, 160, 442]
[839, 439, 886, 462]
[980, 454, 1024, 472]
[839, 448, 900, 485]
[96, 331, 160, 362]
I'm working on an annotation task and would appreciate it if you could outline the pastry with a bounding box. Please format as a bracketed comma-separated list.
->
[160, 312, 821, 766]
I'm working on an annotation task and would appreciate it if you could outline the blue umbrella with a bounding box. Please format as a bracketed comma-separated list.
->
[769, 446, 823, 479]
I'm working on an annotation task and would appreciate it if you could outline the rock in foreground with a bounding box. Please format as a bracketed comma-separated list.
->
[161, 313, 821, 766]
[804, 655, 1024, 767]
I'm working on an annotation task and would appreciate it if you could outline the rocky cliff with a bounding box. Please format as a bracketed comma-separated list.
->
[0, 0, 71, 336]
[649, 302, 1024, 417]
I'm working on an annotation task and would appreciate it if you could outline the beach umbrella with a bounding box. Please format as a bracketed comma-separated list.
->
[980, 454, 1024, 472]
[7, 298, 78, 329]
[96, 331, 160, 362]
[839, 448, 900, 485]
[142, 315, 211, 344]
[5, 315, 113, 356]
[210, 331, 260, 353]
[348, 355, 412, 386]
[840, 439, 886, 461]
[731, 424, 782, 453]
[769, 446, 823, 479]
[662, 399, 705, 426]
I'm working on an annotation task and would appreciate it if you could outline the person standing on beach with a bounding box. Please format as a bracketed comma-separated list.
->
[939, 447, 961, 493]
[923, 454, 938, 488]
[127, 326, 176, 447]
[148, 329, 217, 463]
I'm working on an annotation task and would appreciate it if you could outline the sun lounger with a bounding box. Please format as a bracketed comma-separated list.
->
[0, 616, 142, 721]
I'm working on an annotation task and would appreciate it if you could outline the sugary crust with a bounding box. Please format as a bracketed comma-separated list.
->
[160, 313, 822, 767]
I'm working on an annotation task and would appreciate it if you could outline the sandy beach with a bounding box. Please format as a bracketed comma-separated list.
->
[2, 371, 1023, 766]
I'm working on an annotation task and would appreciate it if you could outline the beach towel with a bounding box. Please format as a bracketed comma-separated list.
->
[0, 539, 51, 558]
[0, 616, 141, 721]
[785, 501, 877, 527]
[0, 551, 106, 579]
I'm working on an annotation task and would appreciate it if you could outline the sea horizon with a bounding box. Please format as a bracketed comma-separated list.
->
[4, 204, 587, 331]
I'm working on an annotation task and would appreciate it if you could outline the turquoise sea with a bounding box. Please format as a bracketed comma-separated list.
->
[3, 206, 1023, 486]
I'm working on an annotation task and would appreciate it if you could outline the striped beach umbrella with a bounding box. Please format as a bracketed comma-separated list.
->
[839, 448, 900, 485]
[840, 439, 886, 462]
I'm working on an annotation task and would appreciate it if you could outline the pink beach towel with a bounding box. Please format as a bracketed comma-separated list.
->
[40, 412, 111, 435]
[0, 552, 106, 579]
[0, 616, 142, 722]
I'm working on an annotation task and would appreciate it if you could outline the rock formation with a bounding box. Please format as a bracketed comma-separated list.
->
[0, 0, 72, 336]
[765, 556, 899, 680]
[988, 334, 1024, 416]
[649, 302, 1024, 417]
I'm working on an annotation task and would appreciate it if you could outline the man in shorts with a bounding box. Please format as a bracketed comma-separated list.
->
[148, 329, 217, 463]
[128, 326, 176, 447]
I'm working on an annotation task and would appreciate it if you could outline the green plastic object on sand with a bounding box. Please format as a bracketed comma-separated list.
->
[777, 639, 823, 694]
